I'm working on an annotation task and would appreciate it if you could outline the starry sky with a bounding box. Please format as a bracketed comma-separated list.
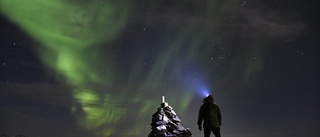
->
[0, 0, 319, 137]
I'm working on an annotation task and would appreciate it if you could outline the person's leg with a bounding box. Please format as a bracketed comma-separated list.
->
[212, 127, 221, 137]
[203, 127, 211, 137]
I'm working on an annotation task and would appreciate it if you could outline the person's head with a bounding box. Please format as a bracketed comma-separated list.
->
[203, 94, 214, 103]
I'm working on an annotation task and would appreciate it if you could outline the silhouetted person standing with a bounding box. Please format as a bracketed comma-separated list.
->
[197, 95, 222, 137]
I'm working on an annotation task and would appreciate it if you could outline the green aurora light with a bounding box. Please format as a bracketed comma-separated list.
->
[1, 0, 300, 136]
[0, 0, 195, 136]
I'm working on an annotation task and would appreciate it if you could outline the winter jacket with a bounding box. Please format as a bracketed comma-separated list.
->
[197, 102, 222, 128]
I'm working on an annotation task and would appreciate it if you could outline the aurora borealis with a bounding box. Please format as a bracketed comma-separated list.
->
[1, 0, 319, 137]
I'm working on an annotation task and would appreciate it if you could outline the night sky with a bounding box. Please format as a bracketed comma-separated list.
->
[1, 0, 319, 137]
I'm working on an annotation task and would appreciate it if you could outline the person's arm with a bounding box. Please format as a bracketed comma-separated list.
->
[197, 106, 203, 130]
[217, 105, 222, 126]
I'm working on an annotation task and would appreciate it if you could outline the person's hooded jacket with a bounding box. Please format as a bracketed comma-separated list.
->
[197, 95, 222, 128]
